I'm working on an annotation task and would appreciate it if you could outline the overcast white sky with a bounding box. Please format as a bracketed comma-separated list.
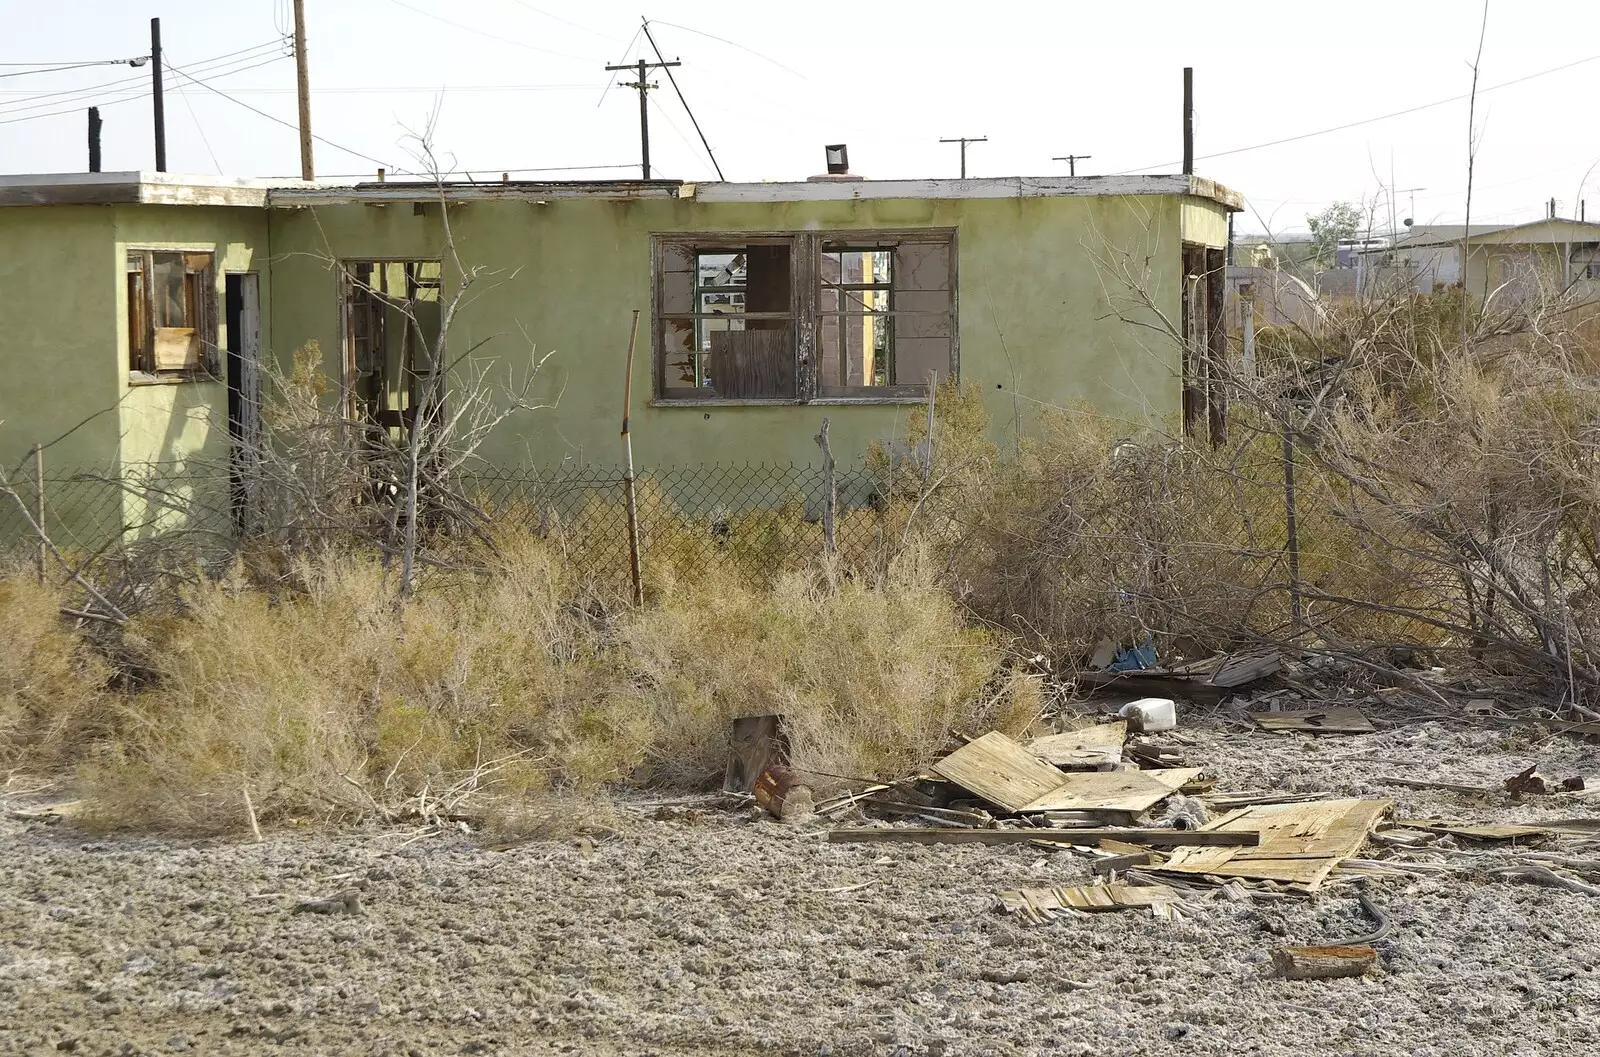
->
[2, 0, 1596, 233]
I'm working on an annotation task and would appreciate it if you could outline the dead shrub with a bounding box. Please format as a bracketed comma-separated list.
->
[0, 574, 111, 772]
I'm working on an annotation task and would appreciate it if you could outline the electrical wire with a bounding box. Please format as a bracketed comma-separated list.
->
[162, 60, 395, 169]
[597, 27, 644, 107]
[0, 41, 288, 114]
[1115, 50, 1600, 174]
[164, 57, 223, 173]
[0, 54, 290, 126]
[382, 0, 592, 62]
[504, 0, 626, 44]
[644, 18, 806, 80]
[641, 19, 723, 180]
[0, 59, 148, 79]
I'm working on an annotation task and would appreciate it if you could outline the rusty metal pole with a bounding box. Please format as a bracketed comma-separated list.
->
[33, 443, 45, 584]
[620, 310, 644, 605]
[1283, 430, 1304, 629]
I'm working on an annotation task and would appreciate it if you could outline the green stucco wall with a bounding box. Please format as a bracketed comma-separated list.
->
[0, 207, 120, 475]
[0, 203, 267, 550]
[268, 192, 1195, 469]
[1181, 198, 1230, 249]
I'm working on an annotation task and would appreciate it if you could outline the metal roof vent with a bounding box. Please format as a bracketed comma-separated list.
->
[808, 143, 864, 182]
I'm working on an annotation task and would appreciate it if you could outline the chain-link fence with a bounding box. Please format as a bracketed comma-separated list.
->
[0, 458, 905, 584]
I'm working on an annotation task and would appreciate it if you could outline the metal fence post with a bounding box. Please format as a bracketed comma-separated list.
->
[1282, 429, 1304, 629]
[815, 417, 836, 555]
[32, 443, 45, 584]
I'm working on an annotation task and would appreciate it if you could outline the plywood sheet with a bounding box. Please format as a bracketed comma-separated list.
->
[999, 882, 1180, 921]
[1156, 798, 1390, 890]
[931, 731, 1069, 813]
[1028, 720, 1127, 768]
[1253, 707, 1376, 734]
[1019, 768, 1202, 814]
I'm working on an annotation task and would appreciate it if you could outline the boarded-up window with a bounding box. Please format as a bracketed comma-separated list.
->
[656, 240, 795, 400]
[127, 250, 216, 375]
[653, 230, 956, 402]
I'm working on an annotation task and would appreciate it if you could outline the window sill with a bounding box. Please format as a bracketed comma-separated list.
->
[127, 371, 217, 387]
[650, 395, 932, 408]
[651, 397, 803, 408]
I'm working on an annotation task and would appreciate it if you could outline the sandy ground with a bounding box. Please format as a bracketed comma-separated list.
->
[5, 715, 1600, 1057]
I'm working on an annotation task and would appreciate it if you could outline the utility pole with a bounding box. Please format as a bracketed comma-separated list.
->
[1052, 153, 1092, 176]
[1181, 66, 1194, 175]
[150, 17, 166, 172]
[293, 0, 314, 180]
[938, 135, 986, 179]
[605, 57, 680, 180]
[87, 107, 102, 172]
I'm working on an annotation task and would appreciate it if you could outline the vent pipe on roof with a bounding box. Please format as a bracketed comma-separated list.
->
[808, 143, 864, 182]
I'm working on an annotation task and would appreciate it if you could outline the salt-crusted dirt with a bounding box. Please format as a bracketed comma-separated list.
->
[5, 717, 1600, 1057]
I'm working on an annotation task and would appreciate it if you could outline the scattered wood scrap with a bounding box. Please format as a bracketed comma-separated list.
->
[1074, 648, 1281, 705]
[1272, 945, 1376, 980]
[1253, 708, 1376, 735]
[826, 827, 1260, 848]
[930, 731, 1200, 815]
[1377, 776, 1494, 795]
[1027, 720, 1127, 769]
[1019, 768, 1205, 814]
[1394, 819, 1550, 842]
[999, 881, 1181, 922]
[1154, 798, 1391, 891]
[931, 731, 1072, 813]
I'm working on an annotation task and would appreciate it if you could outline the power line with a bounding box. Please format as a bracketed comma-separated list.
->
[160, 59, 394, 169]
[0, 58, 149, 79]
[0, 41, 287, 115]
[1116, 50, 1600, 174]
[0, 54, 289, 126]
[383, 0, 592, 62]
[640, 19, 723, 181]
[165, 57, 223, 173]
[504, 0, 627, 44]
[644, 18, 807, 80]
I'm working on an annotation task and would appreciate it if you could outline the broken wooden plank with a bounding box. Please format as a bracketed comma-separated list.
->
[1377, 776, 1494, 795]
[861, 799, 994, 828]
[1253, 707, 1376, 735]
[1156, 798, 1390, 890]
[1272, 945, 1376, 980]
[999, 881, 1180, 918]
[1393, 819, 1550, 841]
[931, 731, 1070, 813]
[1019, 768, 1203, 814]
[1208, 649, 1282, 688]
[826, 827, 1261, 848]
[1027, 719, 1127, 768]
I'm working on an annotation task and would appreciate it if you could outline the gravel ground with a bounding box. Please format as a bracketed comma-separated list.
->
[5, 716, 1600, 1057]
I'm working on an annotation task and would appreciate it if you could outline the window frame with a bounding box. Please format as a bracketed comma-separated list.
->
[126, 247, 219, 381]
[650, 228, 958, 406]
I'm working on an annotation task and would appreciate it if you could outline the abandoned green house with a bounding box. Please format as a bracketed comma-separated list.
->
[0, 168, 1241, 548]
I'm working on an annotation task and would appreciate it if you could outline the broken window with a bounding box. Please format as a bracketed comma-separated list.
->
[341, 260, 443, 439]
[1572, 245, 1600, 281]
[653, 231, 956, 402]
[127, 250, 216, 375]
[1180, 244, 1228, 448]
[657, 240, 795, 400]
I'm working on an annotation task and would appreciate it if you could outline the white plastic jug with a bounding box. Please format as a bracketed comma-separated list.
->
[1118, 697, 1177, 733]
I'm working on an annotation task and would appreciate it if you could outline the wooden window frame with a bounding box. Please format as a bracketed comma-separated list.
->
[650, 228, 959, 406]
[126, 248, 219, 380]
